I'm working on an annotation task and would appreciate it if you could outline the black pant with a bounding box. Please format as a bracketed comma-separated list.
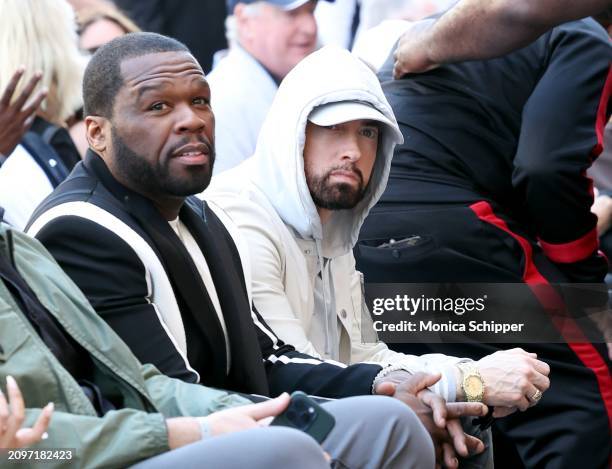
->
[356, 201, 612, 469]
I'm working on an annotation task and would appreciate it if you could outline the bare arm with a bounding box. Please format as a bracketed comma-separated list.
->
[166, 394, 291, 449]
[393, 0, 610, 77]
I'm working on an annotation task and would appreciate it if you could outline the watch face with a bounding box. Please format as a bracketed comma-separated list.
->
[465, 376, 483, 396]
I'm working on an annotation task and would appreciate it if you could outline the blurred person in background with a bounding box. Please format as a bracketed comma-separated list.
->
[0, 0, 85, 230]
[0, 71, 46, 167]
[113, 0, 227, 73]
[315, 0, 455, 51]
[68, 2, 141, 157]
[207, 0, 332, 175]
[77, 2, 140, 54]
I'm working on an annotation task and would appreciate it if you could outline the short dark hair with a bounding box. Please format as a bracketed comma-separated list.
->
[82, 32, 190, 118]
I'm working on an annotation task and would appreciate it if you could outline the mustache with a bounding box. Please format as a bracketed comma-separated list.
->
[167, 136, 215, 159]
[326, 164, 364, 184]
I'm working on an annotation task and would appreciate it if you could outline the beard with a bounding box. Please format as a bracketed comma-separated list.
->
[110, 126, 215, 198]
[306, 163, 367, 210]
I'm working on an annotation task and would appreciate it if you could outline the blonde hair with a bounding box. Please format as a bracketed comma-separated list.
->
[77, 3, 140, 36]
[0, 0, 87, 125]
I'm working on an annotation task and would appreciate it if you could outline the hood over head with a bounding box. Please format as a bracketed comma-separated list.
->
[248, 45, 403, 259]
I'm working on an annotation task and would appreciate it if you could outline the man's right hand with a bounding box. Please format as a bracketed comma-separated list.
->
[0, 376, 54, 449]
[0, 68, 47, 157]
[166, 393, 290, 450]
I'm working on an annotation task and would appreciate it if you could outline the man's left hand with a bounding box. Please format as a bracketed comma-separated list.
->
[393, 19, 440, 79]
[375, 372, 486, 468]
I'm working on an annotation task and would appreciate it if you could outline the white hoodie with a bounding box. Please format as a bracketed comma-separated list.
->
[205, 46, 469, 400]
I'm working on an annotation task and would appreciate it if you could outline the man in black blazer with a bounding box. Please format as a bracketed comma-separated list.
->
[27, 32, 487, 467]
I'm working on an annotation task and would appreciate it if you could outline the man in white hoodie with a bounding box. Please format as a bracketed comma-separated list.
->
[206, 46, 550, 466]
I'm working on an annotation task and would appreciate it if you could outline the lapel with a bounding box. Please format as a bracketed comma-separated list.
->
[182, 199, 269, 394]
[83, 151, 228, 384]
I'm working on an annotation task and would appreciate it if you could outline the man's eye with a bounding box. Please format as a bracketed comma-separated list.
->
[361, 127, 379, 139]
[325, 124, 340, 131]
[193, 97, 210, 105]
[149, 102, 167, 111]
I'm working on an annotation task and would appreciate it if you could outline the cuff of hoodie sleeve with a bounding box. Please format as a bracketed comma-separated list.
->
[375, 356, 475, 401]
[433, 363, 460, 402]
[380, 360, 467, 402]
[437, 359, 475, 402]
[405, 359, 472, 402]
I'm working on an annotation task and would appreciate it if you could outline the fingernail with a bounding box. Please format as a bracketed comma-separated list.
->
[46, 402, 54, 412]
[41, 432, 48, 440]
[17, 65, 25, 73]
[6, 375, 16, 388]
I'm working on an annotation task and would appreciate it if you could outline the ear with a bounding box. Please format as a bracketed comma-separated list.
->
[84, 116, 108, 154]
[234, 2, 245, 19]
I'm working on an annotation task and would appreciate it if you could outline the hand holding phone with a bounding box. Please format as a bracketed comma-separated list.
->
[270, 391, 335, 443]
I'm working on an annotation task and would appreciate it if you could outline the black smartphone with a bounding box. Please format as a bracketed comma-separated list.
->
[270, 391, 335, 443]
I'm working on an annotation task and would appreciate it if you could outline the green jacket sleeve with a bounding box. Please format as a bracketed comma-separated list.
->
[17, 407, 168, 469]
[140, 363, 250, 417]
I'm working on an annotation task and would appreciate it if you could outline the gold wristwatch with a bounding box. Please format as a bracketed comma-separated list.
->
[457, 363, 484, 402]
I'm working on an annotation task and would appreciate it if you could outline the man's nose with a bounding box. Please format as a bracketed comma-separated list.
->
[175, 104, 207, 133]
[298, 11, 317, 37]
[340, 136, 362, 162]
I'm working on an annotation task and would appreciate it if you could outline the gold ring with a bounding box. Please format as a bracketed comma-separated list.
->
[530, 390, 543, 402]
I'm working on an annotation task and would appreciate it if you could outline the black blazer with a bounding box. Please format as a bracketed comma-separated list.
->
[28, 151, 380, 398]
